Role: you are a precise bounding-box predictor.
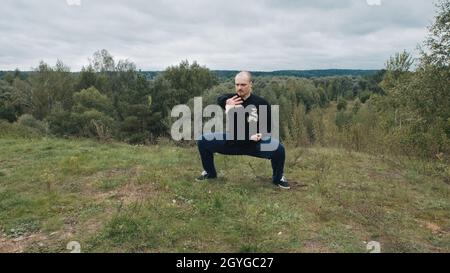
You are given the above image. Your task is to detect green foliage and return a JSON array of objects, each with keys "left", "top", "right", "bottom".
[
  {"left": 336, "top": 97, "right": 347, "bottom": 111},
  {"left": 73, "top": 87, "right": 113, "bottom": 114},
  {"left": 358, "top": 90, "right": 371, "bottom": 103},
  {"left": 17, "top": 114, "right": 48, "bottom": 134},
  {"left": 0, "top": 119, "right": 45, "bottom": 138},
  {"left": 27, "top": 60, "right": 76, "bottom": 120},
  {"left": 45, "top": 86, "right": 116, "bottom": 140},
  {"left": 334, "top": 110, "right": 352, "bottom": 131},
  {"left": 1, "top": 0, "right": 447, "bottom": 155},
  {"left": 372, "top": 2, "right": 450, "bottom": 158},
  {"left": 213, "top": 69, "right": 378, "bottom": 79},
  {"left": 76, "top": 65, "right": 98, "bottom": 91},
  {"left": 385, "top": 50, "right": 414, "bottom": 73},
  {"left": 151, "top": 60, "right": 218, "bottom": 117},
  {"left": 0, "top": 80, "right": 16, "bottom": 121},
  {"left": 352, "top": 99, "right": 361, "bottom": 115},
  {"left": 47, "top": 109, "right": 77, "bottom": 136},
  {"left": 71, "top": 110, "right": 115, "bottom": 140},
  {"left": 423, "top": 0, "right": 450, "bottom": 68}
]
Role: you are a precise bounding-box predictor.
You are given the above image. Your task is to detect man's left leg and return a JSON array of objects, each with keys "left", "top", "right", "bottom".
[{"left": 247, "top": 137, "right": 289, "bottom": 189}]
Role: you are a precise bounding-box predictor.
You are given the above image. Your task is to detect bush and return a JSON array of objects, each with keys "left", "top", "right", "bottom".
[
  {"left": 47, "top": 110, "right": 77, "bottom": 136},
  {"left": 126, "top": 132, "right": 149, "bottom": 144},
  {"left": 0, "top": 105, "right": 17, "bottom": 122},
  {"left": 335, "top": 110, "right": 352, "bottom": 131},
  {"left": 17, "top": 114, "right": 48, "bottom": 134},
  {"left": 120, "top": 116, "right": 140, "bottom": 133},
  {"left": 336, "top": 97, "right": 347, "bottom": 111},
  {"left": 72, "top": 87, "right": 112, "bottom": 113},
  {"left": 0, "top": 119, "right": 44, "bottom": 138},
  {"left": 71, "top": 110, "right": 116, "bottom": 140},
  {"left": 359, "top": 91, "right": 371, "bottom": 103}
]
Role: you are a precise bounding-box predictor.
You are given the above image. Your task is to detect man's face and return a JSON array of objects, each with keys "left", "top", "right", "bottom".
[{"left": 235, "top": 74, "right": 252, "bottom": 98}]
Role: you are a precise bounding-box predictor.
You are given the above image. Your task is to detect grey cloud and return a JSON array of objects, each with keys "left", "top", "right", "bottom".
[{"left": 0, "top": 0, "right": 437, "bottom": 71}]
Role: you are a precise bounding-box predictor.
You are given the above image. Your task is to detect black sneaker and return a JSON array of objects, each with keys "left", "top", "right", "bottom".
[
  {"left": 195, "top": 171, "right": 217, "bottom": 181},
  {"left": 274, "top": 176, "right": 290, "bottom": 189}
]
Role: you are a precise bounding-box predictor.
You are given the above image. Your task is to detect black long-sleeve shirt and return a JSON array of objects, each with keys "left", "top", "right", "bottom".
[{"left": 217, "top": 93, "right": 272, "bottom": 147}]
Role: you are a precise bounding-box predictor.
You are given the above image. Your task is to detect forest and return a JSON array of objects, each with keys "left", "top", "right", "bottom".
[{"left": 0, "top": 1, "right": 448, "bottom": 161}]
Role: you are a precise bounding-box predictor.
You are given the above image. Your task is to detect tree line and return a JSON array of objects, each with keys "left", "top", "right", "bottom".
[{"left": 0, "top": 0, "right": 448, "bottom": 160}]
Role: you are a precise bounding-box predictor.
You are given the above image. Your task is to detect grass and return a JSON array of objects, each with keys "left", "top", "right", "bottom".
[{"left": 0, "top": 136, "right": 448, "bottom": 252}]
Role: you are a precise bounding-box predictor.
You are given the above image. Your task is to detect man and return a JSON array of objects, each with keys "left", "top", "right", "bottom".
[{"left": 196, "top": 71, "right": 290, "bottom": 189}]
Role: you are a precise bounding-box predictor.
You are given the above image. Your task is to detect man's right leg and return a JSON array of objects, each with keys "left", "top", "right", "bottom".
[{"left": 196, "top": 132, "right": 228, "bottom": 178}]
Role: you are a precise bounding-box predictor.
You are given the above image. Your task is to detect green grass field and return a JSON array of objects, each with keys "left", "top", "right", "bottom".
[{"left": 0, "top": 136, "right": 448, "bottom": 252}]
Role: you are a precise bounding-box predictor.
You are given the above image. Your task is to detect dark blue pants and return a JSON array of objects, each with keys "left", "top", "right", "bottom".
[{"left": 196, "top": 133, "right": 285, "bottom": 183}]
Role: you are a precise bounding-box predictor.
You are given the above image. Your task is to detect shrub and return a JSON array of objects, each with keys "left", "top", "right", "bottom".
[{"left": 17, "top": 114, "right": 48, "bottom": 134}]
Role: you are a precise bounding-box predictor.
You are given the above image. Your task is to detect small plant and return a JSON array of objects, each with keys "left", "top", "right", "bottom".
[
  {"left": 313, "top": 155, "right": 331, "bottom": 186},
  {"left": 91, "top": 119, "right": 112, "bottom": 142},
  {"left": 5, "top": 219, "right": 41, "bottom": 238},
  {"left": 40, "top": 169, "right": 56, "bottom": 193}
]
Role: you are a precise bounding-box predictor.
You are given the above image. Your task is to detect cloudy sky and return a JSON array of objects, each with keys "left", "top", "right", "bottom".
[{"left": 0, "top": 0, "right": 437, "bottom": 71}]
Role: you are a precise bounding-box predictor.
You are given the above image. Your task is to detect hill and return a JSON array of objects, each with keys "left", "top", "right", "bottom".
[{"left": 0, "top": 136, "right": 448, "bottom": 252}]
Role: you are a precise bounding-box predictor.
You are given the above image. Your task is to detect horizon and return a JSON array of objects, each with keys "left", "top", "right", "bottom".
[{"left": 0, "top": 67, "right": 381, "bottom": 73}]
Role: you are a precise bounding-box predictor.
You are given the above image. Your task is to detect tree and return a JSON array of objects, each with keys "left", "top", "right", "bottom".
[
  {"left": 72, "top": 87, "right": 113, "bottom": 114},
  {"left": 77, "top": 65, "right": 98, "bottom": 91},
  {"left": 385, "top": 50, "right": 414, "bottom": 73},
  {"left": 25, "top": 60, "right": 76, "bottom": 120},
  {"left": 90, "top": 49, "right": 115, "bottom": 72},
  {"left": 376, "top": 0, "right": 450, "bottom": 157},
  {"left": 336, "top": 97, "right": 347, "bottom": 111},
  {"left": 148, "top": 60, "right": 219, "bottom": 138},
  {"left": 70, "top": 87, "right": 115, "bottom": 139},
  {"left": 160, "top": 60, "right": 218, "bottom": 105},
  {"left": 0, "top": 80, "right": 16, "bottom": 121},
  {"left": 423, "top": 0, "right": 450, "bottom": 68}
]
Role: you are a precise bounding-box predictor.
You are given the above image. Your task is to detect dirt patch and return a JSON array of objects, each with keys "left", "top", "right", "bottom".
[
  {"left": 0, "top": 232, "right": 50, "bottom": 253},
  {"left": 420, "top": 220, "right": 448, "bottom": 236},
  {"left": 115, "top": 183, "right": 157, "bottom": 206},
  {"left": 425, "top": 222, "right": 442, "bottom": 233},
  {"left": 302, "top": 239, "right": 332, "bottom": 253},
  {"left": 79, "top": 166, "right": 158, "bottom": 207}
]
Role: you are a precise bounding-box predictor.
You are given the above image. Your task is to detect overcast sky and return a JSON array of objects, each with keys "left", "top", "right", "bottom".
[{"left": 0, "top": 0, "right": 437, "bottom": 71}]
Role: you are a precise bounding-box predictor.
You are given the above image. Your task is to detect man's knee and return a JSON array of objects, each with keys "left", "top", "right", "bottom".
[
  {"left": 278, "top": 143, "right": 285, "bottom": 152},
  {"left": 196, "top": 135, "right": 207, "bottom": 148},
  {"left": 197, "top": 133, "right": 223, "bottom": 150},
  {"left": 274, "top": 142, "right": 285, "bottom": 157}
]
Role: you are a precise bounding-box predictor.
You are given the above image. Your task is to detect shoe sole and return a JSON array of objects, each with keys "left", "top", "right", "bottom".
[
  {"left": 277, "top": 184, "right": 291, "bottom": 189},
  {"left": 195, "top": 177, "right": 217, "bottom": 181}
]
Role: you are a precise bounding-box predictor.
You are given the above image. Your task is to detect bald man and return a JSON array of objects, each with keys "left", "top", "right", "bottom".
[{"left": 196, "top": 71, "right": 290, "bottom": 189}]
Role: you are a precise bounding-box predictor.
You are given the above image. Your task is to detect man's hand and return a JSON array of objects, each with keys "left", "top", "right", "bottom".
[
  {"left": 250, "top": 133, "right": 262, "bottom": 142},
  {"left": 226, "top": 95, "right": 243, "bottom": 106}
]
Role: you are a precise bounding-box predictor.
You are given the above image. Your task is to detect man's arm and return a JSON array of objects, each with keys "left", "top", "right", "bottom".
[
  {"left": 217, "top": 93, "right": 236, "bottom": 109},
  {"left": 260, "top": 101, "right": 272, "bottom": 139},
  {"left": 251, "top": 100, "right": 272, "bottom": 142}
]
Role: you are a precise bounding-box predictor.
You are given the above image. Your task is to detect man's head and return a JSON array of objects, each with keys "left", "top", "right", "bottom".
[{"left": 235, "top": 71, "right": 252, "bottom": 99}]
